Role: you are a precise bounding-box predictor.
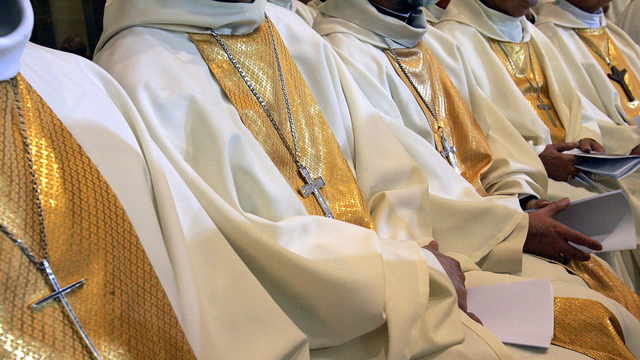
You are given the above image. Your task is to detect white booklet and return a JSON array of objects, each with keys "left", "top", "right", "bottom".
[
  {"left": 563, "top": 148, "right": 640, "bottom": 179},
  {"left": 466, "top": 279, "right": 554, "bottom": 348},
  {"left": 552, "top": 190, "right": 637, "bottom": 253}
]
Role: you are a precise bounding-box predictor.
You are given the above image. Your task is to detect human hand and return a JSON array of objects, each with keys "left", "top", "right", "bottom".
[
  {"left": 630, "top": 144, "right": 640, "bottom": 156},
  {"left": 525, "top": 198, "right": 602, "bottom": 263},
  {"left": 423, "top": 241, "right": 482, "bottom": 324},
  {"left": 524, "top": 198, "right": 551, "bottom": 211},
  {"left": 578, "top": 138, "right": 605, "bottom": 153},
  {"left": 538, "top": 143, "right": 581, "bottom": 181}
]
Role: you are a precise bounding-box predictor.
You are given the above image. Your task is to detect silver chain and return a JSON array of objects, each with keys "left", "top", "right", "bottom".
[
  {"left": 381, "top": 36, "right": 442, "bottom": 131},
  {"left": 575, "top": 30, "right": 612, "bottom": 66},
  {"left": 211, "top": 16, "right": 303, "bottom": 168},
  {"left": 0, "top": 77, "right": 50, "bottom": 271},
  {"left": 497, "top": 42, "right": 545, "bottom": 101}
]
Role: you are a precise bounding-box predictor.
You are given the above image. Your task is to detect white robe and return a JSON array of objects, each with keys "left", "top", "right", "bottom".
[
  {"left": 606, "top": 0, "right": 632, "bottom": 23},
  {"left": 2, "top": 1, "right": 312, "bottom": 359},
  {"left": 94, "top": 0, "right": 516, "bottom": 359},
  {"left": 617, "top": 0, "right": 640, "bottom": 45},
  {"left": 618, "top": 0, "right": 640, "bottom": 45},
  {"left": 315, "top": 0, "right": 547, "bottom": 276},
  {"left": 268, "top": 0, "right": 319, "bottom": 25},
  {"left": 312, "top": 2, "right": 640, "bottom": 358},
  {"left": 536, "top": 0, "right": 640, "bottom": 290}
]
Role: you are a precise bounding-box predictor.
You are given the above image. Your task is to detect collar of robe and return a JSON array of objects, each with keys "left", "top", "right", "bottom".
[
  {"left": 425, "top": 4, "right": 445, "bottom": 22},
  {"left": 96, "top": 0, "right": 267, "bottom": 53},
  {"left": 558, "top": 0, "right": 604, "bottom": 29},
  {"left": 316, "top": 0, "right": 428, "bottom": 49},
  {"left": 0, "top": 0, "right": 32, "bottom": 81},
  {"left": 441, "top": 0, "right": 531, "bottom": 43},
  {"left": 535, "top": 0, "right": 606, "bottom": 29},
  {"left": 268, "top": 0, "right": 292, "bottom": 10}
]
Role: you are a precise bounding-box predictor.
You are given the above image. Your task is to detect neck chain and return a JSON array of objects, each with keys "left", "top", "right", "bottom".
[
  {"left": 382, "top": 36, "right": 460, "bottom": 173},
  {"left": 575, "top": 30, "right": 635, "bottom": 102},
  {"left": 575, "top": 30, "right": 612, "bottom": 65},
  {"left": 1, "top": 77, "right": 103, "bottom": 360},
  {"left": 211, "top": 16, "right": 335, "bottom": 219},
  {"left": 498, "top": 42, "right": 559, "bottom": 127}
]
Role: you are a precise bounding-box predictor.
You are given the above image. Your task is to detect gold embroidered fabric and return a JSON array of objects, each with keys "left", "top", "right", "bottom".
[
  {"left": 0, "top": 75, "right": 196, "bottom": 359},
  {"left": 576, "top": 28, "right": 640, "bottom": 121},
  {"left": 190, "top": 21, "right": 375, "bottom": 230},
  {"left": 489, "top": 40, "right": 567, "bottom": 144},
  {"left": 384, "top": 41, "right": 493, "bottom": 196},
  {"left": 552, "top": 297, "right": 635, "bottom": 360},
  {"left": 565, "top": 256, "right": 640, "bottom": 322}
]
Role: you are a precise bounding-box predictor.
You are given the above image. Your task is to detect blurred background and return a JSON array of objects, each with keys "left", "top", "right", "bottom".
[{"left": 30, "top": 0, "right": 106, "bottom": 59}]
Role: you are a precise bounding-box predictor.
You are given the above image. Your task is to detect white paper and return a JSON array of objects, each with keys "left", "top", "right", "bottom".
[
  {"left": 466, "top": 279, "right": 554, "bottom": 348},
  {"left": 563, "top": 149, "right": 640, "bottom": 179},
  {"left": 552, "top": 190, "right": 637, "bottom": 253}
]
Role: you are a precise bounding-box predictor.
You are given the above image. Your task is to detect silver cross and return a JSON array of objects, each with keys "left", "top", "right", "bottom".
[
  {"left": 33, "top": 260, "right": 103, "bottom": 360},
  {"left": 440, "top": 133, "right": 460, "bottom": 174},
  {"left": 536, "top": 95, "right": 558, "bottom": 127},
  {"left": 299, "top": 164, "right": 334, "bottom": 219}
]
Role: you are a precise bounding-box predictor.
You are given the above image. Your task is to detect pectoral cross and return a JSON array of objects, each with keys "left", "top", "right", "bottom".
[
  {"left": 536, "top": 95, "right": 558, "bottom": 127},
  {"left": 608, "top": 66, "right": 635, "bottom": 102},
  {"left": 440, "top": 133, "right": 460, "bottom": 174},
  {"left": 33, "top": 260, "right": 103, "bottom": 360},
  {"left": 299, "top": 164, "right": 335, "bottom": 219}
]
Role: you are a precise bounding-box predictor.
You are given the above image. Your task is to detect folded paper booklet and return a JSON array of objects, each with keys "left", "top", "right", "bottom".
[
  {"left": 467, "top": 279, "right": 554, "bottom": 348},
  {"left": 563, "top": 148, "right": 640, "bottom": 179},
  {"left": 553, "top": 190, "right": 637, "bottom": 253}
]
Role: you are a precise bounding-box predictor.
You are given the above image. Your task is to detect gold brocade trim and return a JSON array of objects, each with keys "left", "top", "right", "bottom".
[
  {"left": 576, "top": 28, "right": 640, "bottom": 121},
  {"left": 384, "top": 41, "right": 493, "bottom": 196},
  {"left": 565, "top": 256, "right": 640, "bottom": 322},
  {"left": 489, "top": 40, "right": 567, "bottom": 144},
  {"left": 189, "top": 21, "right": 375, "bottom": 229},
  {"left": 0, "top": 75, "right": 196, "bottom": 359},
  {"left": 552, "top": 297, "right": 635, "bottom": 360}
]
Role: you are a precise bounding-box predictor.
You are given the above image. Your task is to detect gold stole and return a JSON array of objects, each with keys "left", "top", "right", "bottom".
[
  {"left": 489, "top": 40, "right": 567, "bottom": 144},
  {"left": 384, "top": 41, "right": 493, "bottom": 196},
  {"left": 189, "top": 22, "right": 375, "bottom": 230},
  {"left": 0, "top": 75, "right": 196, "bottom": 359},
  {"left": 576, "top": 28, "right": 640, "bottom": 121}
]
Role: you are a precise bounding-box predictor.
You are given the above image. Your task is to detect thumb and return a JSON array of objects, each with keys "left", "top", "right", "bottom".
[
  {"left": 423, "top": 240, "right": 439, "bottom": 252},
  {"left": 552, "top": 142, "right": 579, "bottom": 152},
  {"left": 539, "top": 197, "right": 570, "bottom": 217}
]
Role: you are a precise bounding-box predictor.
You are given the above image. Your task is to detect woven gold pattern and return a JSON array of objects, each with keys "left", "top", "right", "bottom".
[
  {"left": 565, "top": 256, "right": 640, "bottom": 322},
  {"left": 384, "top": 41, "right": 493, "bottom": 196},
  {"left": 0, "top": 75, "right": 196, "bottom": 359},
  {"left": 190, "top": 21, "right": 375, "bottom": 229},
  {"left": 552, "top": 297, "right": 635, "bottom": 360},
  {"left": 576, "top": 28, "right": 640, "bottom": 121},
  {"left": 489, "top": 40, "right": 567, "bottom": 144}
]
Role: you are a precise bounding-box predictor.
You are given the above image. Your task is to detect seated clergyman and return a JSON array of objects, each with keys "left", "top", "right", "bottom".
[
  {"left": 1, "top": 1, "right": 317, "bottom": 359},
  {"left": 0, "top": 0, "right": 196, "bottom": 358},
  {"left": 314, "top": 0, "right": 640, "bottom": 357}
]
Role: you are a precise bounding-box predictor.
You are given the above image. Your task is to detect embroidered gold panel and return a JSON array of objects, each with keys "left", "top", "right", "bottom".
[
  {"left": 566, "top": 256, "right": 640, "bottom": 321},
  {"left": 384, "top": 41, "right": 493, "bottom": 196},
  {"left": 490, "top": 40, "right": 567, "bottom": 144},
  {"left": 190, "top": 20, "right": 375, "bottom": 229},
  {"left": 576, "top": 28, "right": 640, "bottom": 121},
  {"left": 553, "top": 297, "right": 635, "bottom": 360},
  {"left": 0, "top": 75, "right": 196, "bottom": 359}
]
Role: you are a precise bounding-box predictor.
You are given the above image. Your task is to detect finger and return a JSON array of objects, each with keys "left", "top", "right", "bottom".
[
  {"left": 538, "top": 197, "right": 570, "bottom": 217},
  {"left": 568, "top": 166, "right": 582, "bottom": 176},
  {"left": 593, "top": 142, "right": 605, "bottom": 153},
  {"left": 538, "top": 199, "right": 551, "bottom": 208},
  {"left": 423, "top": 240, "right": 438, "bottom": 252},
  {"left": 579, "top": 139, "right": 592, "bottom": 153},
  {"left": 560, "top": 226, "right": 603, "bottom": 251},
  {"left": 467, "top": 312, "right": 483, "bottom": 325},
  {"left": 552, "top": 142, "right": 579, "bottom": 152},
  {"left": 560, "top": 242, "right": 591, "bottom": 262},
  {"left": 457, "top": 289, "right": 468, "bottom": 313}
]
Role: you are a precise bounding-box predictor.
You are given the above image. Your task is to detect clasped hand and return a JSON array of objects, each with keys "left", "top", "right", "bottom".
[
  {"left": 525, "top": 197, "right": 602, "bottom": 263},
  {"left": 422, "top": 241, "right": 482, "bottom": 325},
  {"left": 539, "top": 139, "right": 604, "bottom": 181}
]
